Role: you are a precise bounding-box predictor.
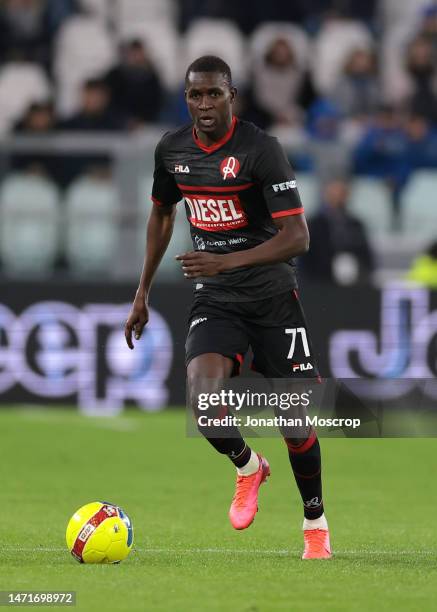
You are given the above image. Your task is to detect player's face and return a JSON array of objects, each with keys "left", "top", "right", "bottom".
[{"left": 185, "top": 71, "right": 236, "bottom": 138}]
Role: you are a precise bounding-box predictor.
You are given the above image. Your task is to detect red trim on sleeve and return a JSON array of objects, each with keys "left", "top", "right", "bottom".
[
  {"left": 192, "top": 116, "right": 237, "bottom": 153},
  {"left": 151, "top": 196, "right": 179, "bottom": 207},
  {"left": 151, "top": 196, "right": 163, "bottom": 206},
  {"left": 271, "top": 207, "right": 304, "bottom": 219}
]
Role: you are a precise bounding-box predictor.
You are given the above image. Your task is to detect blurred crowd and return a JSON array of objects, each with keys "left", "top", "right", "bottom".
[
  {"left": 1, "top": 1, "right": 436, "bottom": 191},
  {"left": 0, "top": 0, "right": 437, "bottom": 284}
]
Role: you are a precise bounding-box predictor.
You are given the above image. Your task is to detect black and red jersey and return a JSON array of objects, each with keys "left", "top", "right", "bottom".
[{"left": 151, "top": 117, "right": 305, "bottom": 302}]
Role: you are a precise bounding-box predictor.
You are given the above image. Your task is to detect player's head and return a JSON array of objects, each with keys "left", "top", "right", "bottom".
[{"left": 185, "top": 55, "right": 236, "bottom": 135}]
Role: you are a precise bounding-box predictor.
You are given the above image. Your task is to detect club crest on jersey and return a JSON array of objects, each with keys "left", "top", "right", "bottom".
[
  {"left": 220, "top": 156, "right": 240, "bottom": 180},
  {"left": 175, "top": 164, "right": 190, "bottom": 173}
]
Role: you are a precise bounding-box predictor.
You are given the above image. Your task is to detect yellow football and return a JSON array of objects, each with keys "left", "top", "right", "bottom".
[{"left": 66, "top": 502, "right": 133, "bottom": 563}]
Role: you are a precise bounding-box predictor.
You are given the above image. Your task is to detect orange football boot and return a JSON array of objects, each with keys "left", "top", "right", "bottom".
[
  {"left": 302, "top": 528, "right": 332, "bottom": 559},
  {"left": 228, "top": 454, "right": 270, "bottom": 530}
]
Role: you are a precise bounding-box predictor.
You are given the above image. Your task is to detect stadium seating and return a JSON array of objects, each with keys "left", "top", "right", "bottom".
[
  {"left": 311, "top": 18, "right": 373, "bottom": 95},
  {"left": 79, "top": 0, "right": 109, "bottom": 21},
  {"left": 0, "top": 63, "right": 51, "bottom": 135},
  {"left": 54, "top": 16, "right": 115, "bottom": 116},
  {"left": 117, "top": 0, "right": 176, "bottom": 31},
  {"left": 249, "top": 22, "right": 310, "bottom": 71},
  {"left": 0, "top": 174, "right": 60, "bottom": 274},
  {"left": 380, "top": 23, "right": 417, "bottom": 104},
  {"left": 0, "top": 6, "right": 430, "bottom": 284},
  {"left": 379, "top": 0, "right": 431, "bottom": 31},
  {"left": 401, "top": 171, "right": 437, "bottom": 240},
  {"left": 139, "top": 176, "right": 190, "bottom": 280},
  {"left": 349, "top": 178, "right": 393, "bottom": 235},
  {"left": 183, "top": 19, "right": 247, "bottom": 86},
  {"left": 117, "top": 21, "right": 181, "bottom": 90},
  {"left": 118, "top": 0, "right": 177, "bottom": 31},
  {"left": 65, "top": 175, "right": 120, "bottom": 274}
]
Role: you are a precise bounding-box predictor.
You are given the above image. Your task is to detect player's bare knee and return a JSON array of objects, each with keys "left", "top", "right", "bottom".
[
  {"left": 187, "top": 374, "right": 223, "bottom": 414},
  {"left": 187, "top": 354, "right": 233, "bottom": 414}
]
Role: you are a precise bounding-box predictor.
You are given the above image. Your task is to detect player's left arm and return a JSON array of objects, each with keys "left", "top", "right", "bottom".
[
  {"left": 177, "top": 136, "right": 309, "bottom": 277},
  {"left": 229, "top": 212, "right": 309, "bottom": 266},
  {"left": 177, "top": 214, "right": 308, "bottom": 277}
]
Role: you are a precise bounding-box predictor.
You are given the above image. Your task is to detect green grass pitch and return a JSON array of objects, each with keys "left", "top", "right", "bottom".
[{"left": 0, "top": 407, "right": 436, "bottom": 611}]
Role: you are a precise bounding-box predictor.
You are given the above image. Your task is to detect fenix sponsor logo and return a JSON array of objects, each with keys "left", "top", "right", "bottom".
[
  {"left": 272, "top": 180, "right": 297, "bottom": 193},
  {"left": 190, "top": 317, "right": 207, "bottom": 329}
]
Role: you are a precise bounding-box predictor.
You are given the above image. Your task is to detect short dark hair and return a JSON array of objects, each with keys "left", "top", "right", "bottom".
[{"left": 185, "top": 55, "right": 232, "bottom": 86}]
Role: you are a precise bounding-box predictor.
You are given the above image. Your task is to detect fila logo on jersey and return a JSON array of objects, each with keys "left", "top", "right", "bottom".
[
  {"left": 220, "top": 156, "right": 240, "bottom": 180},
  {"left": 175, "top": 164, "right": 190, "bottom": 173},
  {"left": 292, "top": 362, "right": 314, "bottom": 372},
  {"left": 184, "top": 195, "right": 248, "bottom": 231},
  {"left": 272, "top": 180, "right": 297, "bottom": 192}
]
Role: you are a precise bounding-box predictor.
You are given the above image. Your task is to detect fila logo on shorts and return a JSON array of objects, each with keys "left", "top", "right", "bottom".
[
  {"left": 220, "top": 156, "right": 240, "bottom": 180},
  {"left": 184, "top": 195, "right": 248, "bottom": 231},
  {"left": 292, "top": 362, "right": 314, "bottom": 372},
  {"left": 272, "top": 180, "right": 297, "bottom": 192}
]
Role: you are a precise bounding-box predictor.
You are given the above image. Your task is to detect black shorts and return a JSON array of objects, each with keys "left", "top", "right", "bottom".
[{"left": 185, "top": 290, "right": 319, "bottom": 378}]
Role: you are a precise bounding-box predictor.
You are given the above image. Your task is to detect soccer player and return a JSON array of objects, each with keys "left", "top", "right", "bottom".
[{"left": 125, "top": 56, "right": 331, "bottom": 559}]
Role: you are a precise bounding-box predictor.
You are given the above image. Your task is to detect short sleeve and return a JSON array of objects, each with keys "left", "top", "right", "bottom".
[
  {"left": 151, "top": 138, "right": 181, "bottom": 207},
  {"left": 253, "top": 136, "right": 304, "bottom": 219}
]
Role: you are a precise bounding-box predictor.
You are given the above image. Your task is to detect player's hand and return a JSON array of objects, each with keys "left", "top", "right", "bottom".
[
  {"left": 125, "top": 298, "right": 149, "bottom": 350},
  {"left": 175, "top": 251, "right": 229, "bottom": 278}
]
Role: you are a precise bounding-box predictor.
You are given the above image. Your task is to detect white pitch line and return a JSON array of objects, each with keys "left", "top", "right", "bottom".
[
  {"left": 1, "top": 547, "right": 437, "bottom": 556},
  {"left": 16, "top": 410, "right": 139, "bottom": 432},
  {"left": 138, "top": 548, "right": 437, "bottom": 556}
]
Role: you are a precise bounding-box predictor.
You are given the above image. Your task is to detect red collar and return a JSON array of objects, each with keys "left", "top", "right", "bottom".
[{"left": 192, "top": 116, "right": 237, "bottom": 153}]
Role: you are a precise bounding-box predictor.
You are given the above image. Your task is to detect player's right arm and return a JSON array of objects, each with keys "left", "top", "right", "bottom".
[
  {"left": 125, "top": 203, "right": 176, "bottom": 349},
  {"left": 125, "top": 137, "right": 181, "bottom": 350}
]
